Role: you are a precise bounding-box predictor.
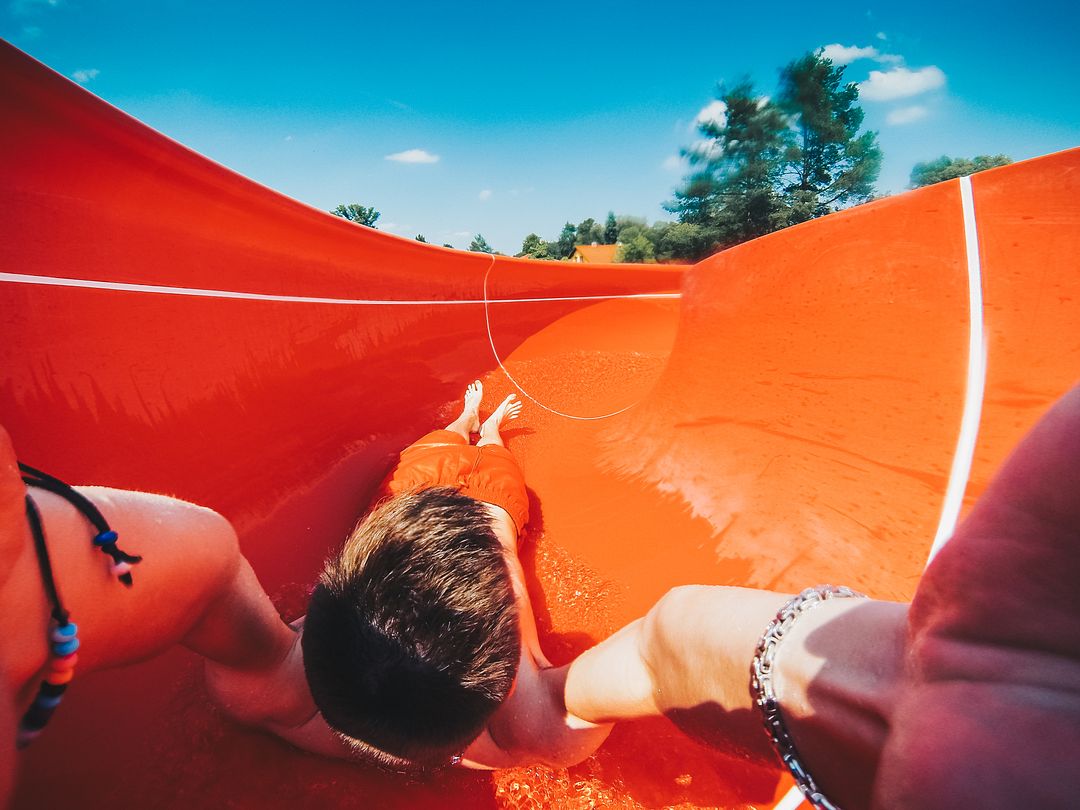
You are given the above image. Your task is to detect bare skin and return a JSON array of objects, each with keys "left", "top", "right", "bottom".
[
  {"left": 0, "top": 425, "right": 350, "bottom": 804},
  {"left": 566, "top": 384, "right": 1080, "bottom": 809},
  {"left": 476, "top": 393, "right": 522, "bottom": 448}
]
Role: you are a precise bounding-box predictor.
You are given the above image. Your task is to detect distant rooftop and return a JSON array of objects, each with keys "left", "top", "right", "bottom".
[{"left": 569, "top": 243, "right": 619, "bottom": 263}]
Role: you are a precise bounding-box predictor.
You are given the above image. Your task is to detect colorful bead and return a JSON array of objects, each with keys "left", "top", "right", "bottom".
[
  {"left": 93, "top": 529, "right": 118, "bottom": 546},
  {"left": 35, "top": 694, "right": 64, "bottom": 710},
  {"left": 50, "top": 623, "right": 78, "bottom": 643},
  {"left": 44, "top": 668, "right": 75, "bottom": 685},
  {"left": 52, "top": 637, "right": 80, "bottom": 656},
  {"left": 49, "top": 653, "right": 78, "bottom": 672},
  {"left": 110, "top": 560, "right": 132, "bottom": 577}
]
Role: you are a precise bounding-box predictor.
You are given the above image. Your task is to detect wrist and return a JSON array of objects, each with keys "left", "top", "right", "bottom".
[{"left": 754, "top": 588, "right": 907, "bottom": 809}]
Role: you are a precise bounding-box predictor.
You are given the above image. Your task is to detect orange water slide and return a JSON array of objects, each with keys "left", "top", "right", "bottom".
[{"left": 2, "top": 40, "right": 1078, "bottom": 809}]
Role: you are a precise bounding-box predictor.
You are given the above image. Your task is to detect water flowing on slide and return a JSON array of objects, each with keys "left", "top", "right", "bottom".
[{"left": 2, "top": 41, "right": 1078, "bottom": 809}]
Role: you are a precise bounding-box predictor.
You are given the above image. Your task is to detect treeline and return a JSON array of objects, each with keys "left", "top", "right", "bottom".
[
  {"left": 333, "top": 49, "right": 1012, "bottom": 262},
  {"left": 510, "top": 51, "right": 883, "bottom": 263},
  {"left": 516, "top": 212, "right": 702, "bottom": 263}
]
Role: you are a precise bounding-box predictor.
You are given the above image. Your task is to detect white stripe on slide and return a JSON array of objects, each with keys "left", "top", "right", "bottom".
[
  {"left": 774, "top": 786, "right": 808, "bottom": 810},
  {"left": 770, "top": 175, "right": 990, "bottom": 810},
  {"left": 926, "top": 174, "right": 987, "bottom": 565},
  {"left": 0, "top": 272, "right": 679, "bottom": 306}
]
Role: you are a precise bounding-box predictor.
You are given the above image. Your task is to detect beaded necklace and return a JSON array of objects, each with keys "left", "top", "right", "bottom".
[{"left": 16, "top": 462, "right": 142, "bottom": 748}]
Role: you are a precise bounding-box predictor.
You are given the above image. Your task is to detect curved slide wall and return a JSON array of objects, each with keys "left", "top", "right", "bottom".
[{"left": 2, "top": 41, "right": 1078, "bottom": 809}]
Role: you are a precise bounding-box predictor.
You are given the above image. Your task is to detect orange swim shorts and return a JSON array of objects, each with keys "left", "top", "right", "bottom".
[{"left": 377, "top": 430, "right": 529, "bottom": 533}]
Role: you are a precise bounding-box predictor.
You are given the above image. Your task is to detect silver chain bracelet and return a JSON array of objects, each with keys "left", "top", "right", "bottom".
[{"left": 750, "top": 585, "right": 866, "bottom": 810}]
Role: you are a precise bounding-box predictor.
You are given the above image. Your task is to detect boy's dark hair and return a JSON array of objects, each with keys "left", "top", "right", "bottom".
[{"left": 301, "top": 486, "right": 520, "bottom": 765}]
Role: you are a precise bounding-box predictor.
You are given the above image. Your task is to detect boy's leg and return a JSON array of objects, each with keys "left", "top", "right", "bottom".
[
  {"left": 443, "top": 380, "right": 483, "bottom": 442},
  {"left": 477, "top": 394, "right": 522, "bottom": 448}
]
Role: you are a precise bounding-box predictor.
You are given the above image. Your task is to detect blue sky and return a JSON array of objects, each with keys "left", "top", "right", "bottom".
[{"left": 4, "top": 1, "right": 1078, "bottom": 254}]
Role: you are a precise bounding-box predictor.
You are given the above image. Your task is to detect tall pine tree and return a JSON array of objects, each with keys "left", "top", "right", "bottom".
[
  {"left": 777, "top": 52, "right": 881, "bottom": 224},
  {"left": 666, "top": 80, "right": 787, "bottom": 252},
  {"left": 667, "top": 51, "right": 881, "bottom": 256}
]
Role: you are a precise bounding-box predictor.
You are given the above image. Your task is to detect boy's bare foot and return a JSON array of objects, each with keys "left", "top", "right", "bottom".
[
  {"left": 462, "top": 380, "right": 483, "bottom": 433},
  {"left": 444, "top": 380, "right": 483, "bottom": 440},
  {"left": 478, "top": 394, "right": 522, "bottom": 447}
]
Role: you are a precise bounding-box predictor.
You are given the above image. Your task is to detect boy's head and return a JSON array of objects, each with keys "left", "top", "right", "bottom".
[{"left": 301, "top": 486, "right": 521, "bottom": 766}]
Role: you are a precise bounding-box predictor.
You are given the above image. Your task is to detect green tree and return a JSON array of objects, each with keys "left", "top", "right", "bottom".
[
  {"left": 777, "top": 52, "right": 881, "bottom": 224},
  {"left": 415, "top": 234, "right": 427, "bottom": 242},
  {"left": 616, "top": 233, "right": 655, "bottom": 263},
  {"left": 667, "top": 173, "right": 722, "bottom": 227},
  {"left": 667, "top": 80, "right": 788, "bottom": 252},
  {"left": 469, "top": 234, "right": 494, "bottom": 254},
  {"left": 910, "top": 154, "right": 1012, "bottom": 188},
  {"left": 575, "top": 217, "right": 603, "bottom": 245},
  {"left": 615, "top": 216, "right": 648, "bottom": 243},
  {"left": 603, "top": 211, "right": 618, "bottom": 244},
  {"left": 656, "top": 222, "right": 710, "bottom": 262},
  {"left": 442, "top": 243, "right": 455, "bottom": 249},
  {"left": 518, "top": 233, "right": 552, "bottom": 259},
  {"left": 554, "top": 223, "right": 577, "bottom": 259},
  {"left": 330, "top": 203, "right": 380, "bottom": 227},
  {"left": 667, "top": 52, "right": 881, "bottom": 254}
]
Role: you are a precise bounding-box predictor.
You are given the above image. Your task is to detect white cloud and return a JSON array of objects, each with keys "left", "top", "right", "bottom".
[
  {"left": 382, "top": 222, "right": 399, "bottom": 231},
  {"left": 876, "top": 31, "right": 887, "bottom": 41},
  {"left": 71, "top": 68, "right": 99, "bottom": 84},
  {"left": 886, "top": 105, "right": 929, "bottom": 125},
  {"left": 284, "top": 134, "right": 294, "bottom": 142},
  {"left": 820, "top": 44, "right": 879, "bottom": 65},
  {"left": 820, "top": 43, "right": 903, "bottom": 67},
  {"left": 859, "top": 66, "right": 946, "bottom": 101},
  {"left": 385, "top": 148, "right": 440, "bottom": 164},
  {"left": 694, "top": 99, "right": 727, "bottom": 130},
  {"left": 451, "top": 230, "right": 471, "bottom": 238},
  {"left": 661, "top": 154, "right": 683, "bottom": 171},
  {"left": 687, "top": 139, "right": 723, "bottom": 162},
  {"left": 478, "top": 189, "right": 492, "bottom": 201},
  {"left": 11, "top": 0, "right": 59, "bottom": 15}
]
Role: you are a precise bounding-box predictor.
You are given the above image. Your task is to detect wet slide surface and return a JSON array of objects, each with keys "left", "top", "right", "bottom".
[{"left": 3, "top": 41, "right": 1079, "bottom": 808}]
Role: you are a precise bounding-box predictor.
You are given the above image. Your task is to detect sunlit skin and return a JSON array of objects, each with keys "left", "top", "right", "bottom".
[
  {"left": 0, "top": 422, "right": 351, "bottom": 807},
  {"left": 566, "top": 383, "right": 1080, "bottom": 809}
]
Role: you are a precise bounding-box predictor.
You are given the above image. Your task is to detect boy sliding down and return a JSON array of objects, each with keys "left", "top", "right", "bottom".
[
  {"left": 301, "top": 382, "right": 612, "bottom": 769},
  {"left": 0, "top": 379, "right": 606, "bottom": 800}
]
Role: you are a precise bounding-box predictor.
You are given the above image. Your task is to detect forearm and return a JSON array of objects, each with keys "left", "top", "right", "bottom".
[
  {"left": 566, "top": 585, "right": 908, "bottom": 797},
  {"left": 184, "top": 556, "right": 295, "bottom": 672},
  {"left": 185, "top": 556, "right": 316, "bottom": 730},
  {"left": 563, "top": 618, "right": 657, "bottom": 720},
  {"left": 566, "top": 586, "right": 787, "bottom": 724}
]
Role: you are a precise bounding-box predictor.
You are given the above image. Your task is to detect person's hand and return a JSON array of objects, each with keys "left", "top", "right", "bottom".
[{"left": 874, "top": 385, "right": 1080, "bottom": 808}]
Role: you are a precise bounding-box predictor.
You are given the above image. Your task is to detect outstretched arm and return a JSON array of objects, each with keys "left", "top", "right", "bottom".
[{"left": 564, "top": 584, "right": 907, "bottom": 806}]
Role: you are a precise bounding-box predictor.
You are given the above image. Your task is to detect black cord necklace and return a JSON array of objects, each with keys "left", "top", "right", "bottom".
[{"left": 16, "top": 462, "right": 143, "bottom": 748}]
